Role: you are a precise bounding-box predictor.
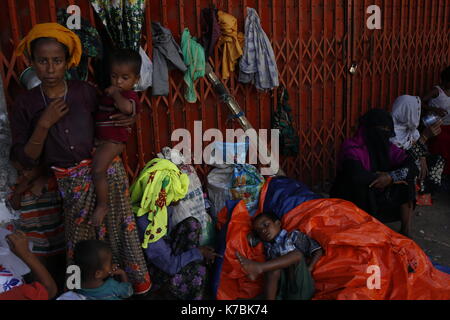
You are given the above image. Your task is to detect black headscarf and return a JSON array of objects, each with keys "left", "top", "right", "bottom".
[{"left": 360, "top": 109, "right": 396, "bottom": 172}]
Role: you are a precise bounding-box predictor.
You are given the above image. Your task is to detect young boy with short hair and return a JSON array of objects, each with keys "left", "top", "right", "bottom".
[
  {"left": 236, "top": 211, "right": 323, "bottom": 300},
  {"left": 58, "top": 240, "right": 133, "bottom": 300}
]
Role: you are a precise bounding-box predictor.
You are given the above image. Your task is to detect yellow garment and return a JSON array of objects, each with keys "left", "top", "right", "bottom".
[
  {"left": 217, "top": 11, "right": 245, "bottom": 79},
  {"left": 15, "top": 23, "right": 82, "bottom": 68},
  {"left": 130, "top": 158, "right": 189, "bottom": 248}
]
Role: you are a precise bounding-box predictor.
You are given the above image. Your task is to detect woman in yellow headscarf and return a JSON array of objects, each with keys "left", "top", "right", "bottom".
[
  {"left": 10, "top": 23, "right": 151, "bottom": 295},
  {"left": 15, "top": 23, "right": 82, "bottom": 68}
]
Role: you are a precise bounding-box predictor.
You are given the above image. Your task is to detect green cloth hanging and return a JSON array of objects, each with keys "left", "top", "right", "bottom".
[
  {"left": 57, "top": 9, "right": 103, "bottom": 81},
  {"left": 89, "top": 0, "right": 145, "bottom": 51},
  {"left": 272, "top": 87, "right": 300, "bottom": 156},
  {"left": 181, "top": 28, "right": 206, "bottom": 103}
]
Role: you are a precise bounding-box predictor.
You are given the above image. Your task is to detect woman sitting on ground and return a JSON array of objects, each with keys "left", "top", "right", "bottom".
[
  {"left": 421, "top": 66, "right": 450, "bottom": 183},
  {"left": 330, "top": 109, "right": 418, "bottom": 237},
  {"left": 131, "top": 158, "right": 218, "bottom": 300},
  {"left": 390, "top": 95, "right": 445, "bottom": 196}
]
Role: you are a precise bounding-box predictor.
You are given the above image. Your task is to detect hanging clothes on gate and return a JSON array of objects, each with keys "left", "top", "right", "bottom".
[
  {"left": 151, "top": 22, "right": 188, "bottom": 96},
  {"left": 217, "top": 11, "right": 245, "bottom": 80},
  {"left": 200, "top": 7, "right": 221, "bottom": 60},
  {"left": 56, "top": 9, "right": 103, "bottom": 81},
  {"left": 272, "top": 87, "right": 299, "bottom": 156},
  {"left": 181, "top": 29, "right": 206, "bottom": 103},
  {"left": 89, "top": 0, "right": 146, "bottom": 51},
  {"left": 239, "top": 7, "right": 279, "bottom": 90},
  {"left": 89, "top": 0, "right": 152, "bottom": 90}
]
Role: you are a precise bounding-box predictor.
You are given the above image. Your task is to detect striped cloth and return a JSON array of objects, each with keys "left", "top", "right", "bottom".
[
  {"left": 238, "top": 7, "right": 279, "bottom": 90},
  {"left": 18, "top": 177, "right": 65, "bottom": 257}
]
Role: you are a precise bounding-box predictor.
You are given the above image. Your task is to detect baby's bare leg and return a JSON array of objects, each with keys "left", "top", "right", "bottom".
[{"left": 90, "top": 142, "right": 125, "bottom": 226}]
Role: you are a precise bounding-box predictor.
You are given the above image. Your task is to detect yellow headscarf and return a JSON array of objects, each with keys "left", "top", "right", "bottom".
[{"left": 15, "top": 23, "right": 82, "bottom": 68}]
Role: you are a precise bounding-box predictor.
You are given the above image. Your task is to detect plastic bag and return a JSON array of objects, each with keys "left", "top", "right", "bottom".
[
  {"left": 134, "top": 47, "right": 153, "bottom": 91},
  {"left": 230, "top": 164, "right": 264, "bottom": 216},
  {"left": 206, "top": 166, "right": 234, "bottom": 219},
  {"left": 206, "top": 141, "right": 249, "bottom": 168}
]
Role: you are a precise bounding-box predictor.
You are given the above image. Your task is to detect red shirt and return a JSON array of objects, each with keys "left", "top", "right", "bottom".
[
  {"left": 95, "top": 90, "right": 141, "bottom": 143},
  {"left": 0, "top": 282, "right": 48, "bottom": 300}
]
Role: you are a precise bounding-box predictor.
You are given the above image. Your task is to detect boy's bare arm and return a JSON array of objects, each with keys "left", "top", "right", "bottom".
[
  {"left": 6, "top": 231, "right": 57, "bottom": 299},
  {"left": 258, "top": 250, "right": 303, "bottom": 273},
  {"left": 308, "top": 249, "right": 324, "bottom": 272},
  {"left": 111, "top": 264, "right": 129, "bottom": 283},
  {"left": 106, "top": 87, "right": 134, "bottom": 115}
]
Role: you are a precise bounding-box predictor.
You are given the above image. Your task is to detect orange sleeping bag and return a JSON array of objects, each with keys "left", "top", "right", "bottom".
[{"left": 217, "top": 192, "right": 450, "bottom": 300}]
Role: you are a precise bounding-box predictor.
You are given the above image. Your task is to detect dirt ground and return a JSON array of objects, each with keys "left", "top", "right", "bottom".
[{"left": 405, "top": 191, "right": 450, "bottom": 267}]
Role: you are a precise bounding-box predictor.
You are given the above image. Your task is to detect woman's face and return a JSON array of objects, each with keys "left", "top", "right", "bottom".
[{"left": 31, "top": 40, "right": 67, "bottom": 88}]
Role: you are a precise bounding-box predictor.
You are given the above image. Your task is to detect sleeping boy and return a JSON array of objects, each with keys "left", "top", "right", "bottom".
[{"left": 236, "top": 211, "right": 323, "bottom": 300}]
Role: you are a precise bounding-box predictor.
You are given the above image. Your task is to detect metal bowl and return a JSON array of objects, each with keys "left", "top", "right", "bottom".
[
  {"left": 19, "top": 67, "right": 41, "bottom": 90},
  {"left": 422, "top": 113, "right": 441, "bottom": 127}
]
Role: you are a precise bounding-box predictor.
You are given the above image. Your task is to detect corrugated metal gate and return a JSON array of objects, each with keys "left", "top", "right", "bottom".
[{"left": 1, "top": 0, "right": 449, "bottom": 188}]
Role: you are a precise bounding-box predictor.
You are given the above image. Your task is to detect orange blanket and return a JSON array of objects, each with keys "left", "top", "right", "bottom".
[{"left": 217, "top": 198, "right": 450, "bottom": 300}]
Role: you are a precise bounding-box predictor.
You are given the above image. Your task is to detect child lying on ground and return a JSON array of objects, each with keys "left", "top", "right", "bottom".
[
  {"left": 58, "top": 240, "right": 133, "bottom": 300},
  {"left": 90, "top": 49, "right": 142, "bottom": 226},
  {"left": 236, "top": 211, "right": 323, "bottom": 300}
]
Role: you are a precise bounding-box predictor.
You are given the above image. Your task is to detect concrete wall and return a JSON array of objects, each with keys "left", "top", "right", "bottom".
[{"left": 0, "top": 76, "right": 18, "bottom": 224}]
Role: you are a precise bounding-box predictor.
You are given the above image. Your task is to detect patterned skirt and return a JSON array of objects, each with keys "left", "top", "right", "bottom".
[
  {"left": 18, "top": 177, "right": 65, "bottom": 257},
  {"left": 52, "top": 158, "right": 151, "bottom": 295},
  {"left": 149, "top": 217, "right": 207, "bottom": 300},
  {"left": 429, "top": 125, "right": 450, "bottom": 175}
]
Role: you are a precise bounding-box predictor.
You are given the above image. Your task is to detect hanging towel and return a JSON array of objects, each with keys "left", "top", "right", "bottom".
[
  {"left": 239, "top": 8, "right": 279, "bottom": 90},
  {"left": 181, "top": 28, "right": 206, "bottom": 103},
  {"left": 130, "top": 159, "right": 189, "bottom": 248},
  {"left": 151, "top": 22, "right": 187, "bottom": 96},
  {"left": 217, "top": 11, "right": 245, "bottom": 80},
  {"left": 200, "top": 7, "right": 221, "bottom": 59}
]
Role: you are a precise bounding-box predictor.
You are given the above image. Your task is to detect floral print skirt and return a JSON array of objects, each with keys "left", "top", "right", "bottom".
[
  {"left": 149, "top": 217, "right": 207, "bottom": 300},
  {"left": 52, "top": 157, "right": 151, "bottom": 295}
]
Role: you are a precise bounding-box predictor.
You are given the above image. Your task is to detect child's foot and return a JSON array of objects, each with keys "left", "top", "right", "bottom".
[
  {"left": 236, "top": 251, "right": 262, "bottom": 281},
  {"left": 90, "top": 204, "right": 108, "bottom": 226}
]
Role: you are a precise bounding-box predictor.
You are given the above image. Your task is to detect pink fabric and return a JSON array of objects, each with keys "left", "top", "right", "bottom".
[{"left": 338, "top": 127, "right": 407, "bottom": 171}]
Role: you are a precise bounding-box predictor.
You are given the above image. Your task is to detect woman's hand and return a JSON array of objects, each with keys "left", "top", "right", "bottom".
[
  {"left": 110, "top": 112, "right": 136, "bottom": 128},
  {"left": 419, "top": 157, "right": 428, "bottom": 181},
  {"left": 37, "top": 98, "right": 69, "bottom": 129},
  {"left": 199, "top": 246, "right": 219, "bottom": 264},
  {"left": 430, "top": 107, "right": 448, "bottom": 118},
  {"left": 423, "top": 120, "right": 443, "bottom": 139},
  {"left": 369, "top": 172, "right": 393, "bottom": 189}
]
